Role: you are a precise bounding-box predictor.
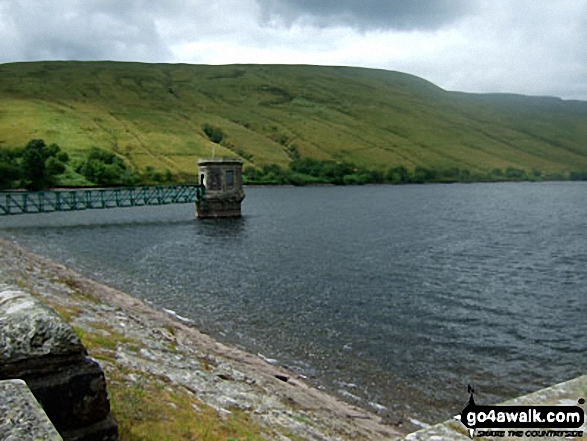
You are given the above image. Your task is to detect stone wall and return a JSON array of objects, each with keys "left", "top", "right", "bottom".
[
  {"left": 0, "top": 285, "right": 118, "bottom": 441},
  {"left": 0, "top": 378, "right": 63, "bottom": 440}
]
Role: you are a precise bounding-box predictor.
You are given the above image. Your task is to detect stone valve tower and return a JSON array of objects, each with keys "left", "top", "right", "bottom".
[{"left": 196, "top": 158, "right": 245, "bottom": 218}]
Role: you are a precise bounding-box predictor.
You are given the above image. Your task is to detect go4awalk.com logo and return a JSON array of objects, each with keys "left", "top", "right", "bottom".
[{"left": 454, "top": 386, "right": 585, "bottom": 438}]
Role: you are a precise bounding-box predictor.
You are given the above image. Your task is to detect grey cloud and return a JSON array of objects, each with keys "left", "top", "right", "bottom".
[
  {"left": 384, "top": 0, "right": 587, "bottom": 101},
  {"left": 256, "top": 0, "right": 477, "bottom": 30},
  {"left": 0, "top": 0, "right": 172, "bottom": 63},
  {"left": 1, "top": 0, "right": 586, "bottom": 101}
]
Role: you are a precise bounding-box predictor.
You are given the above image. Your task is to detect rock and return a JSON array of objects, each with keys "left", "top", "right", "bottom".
[
  {"left": 0, "top": 378, "right": 63, "bottom": 441},
  {"left": 26, "top": 358, "right": 111, "bottom": 431},
  {"left": 0, "top": 286, "right": 83, "bottom": 363},
  {"left": 0, "top": 286, "right": 118, "bottom": 441},
  {"left": 217, "top": 373, "right": 234, "bottom": 381}
]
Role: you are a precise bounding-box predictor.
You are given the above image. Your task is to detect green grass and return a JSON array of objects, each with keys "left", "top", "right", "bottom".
[
  {"left": 91, "top": 345, "right": 271, "bottom": 441},
  {"left": 107, "top": 369, "right": 269, "bottom": 441},
  {"left": 43, "top": 296, "right": 271, "bottom": 441},
  {"left": 1, "top": 61, "right": 587, "bottom": 181}
]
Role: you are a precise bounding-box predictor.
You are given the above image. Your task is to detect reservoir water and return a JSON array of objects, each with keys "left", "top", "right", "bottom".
[{"left": 1, "top": 182, "right": 585, "bottom": 424}]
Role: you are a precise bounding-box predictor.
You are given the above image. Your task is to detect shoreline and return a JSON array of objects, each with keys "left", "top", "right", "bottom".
[
  {"left": 1, "top": 177, "right": 579, "bottom": 193},
  {"left": 0, "top": 238, "right": 406, "bottom": 440}
]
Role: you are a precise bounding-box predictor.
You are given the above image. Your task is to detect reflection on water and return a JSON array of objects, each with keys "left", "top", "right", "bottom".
[
  {"left": 1, "top": 182, "right": 586, "bottom": 424},
  {"left": 197, "top": 217, "right": 248, "bottom": 239}
]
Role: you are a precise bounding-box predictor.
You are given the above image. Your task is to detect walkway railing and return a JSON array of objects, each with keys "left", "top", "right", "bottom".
[{"left": 0, "top": 184, "right": 205, "bottom": 215}]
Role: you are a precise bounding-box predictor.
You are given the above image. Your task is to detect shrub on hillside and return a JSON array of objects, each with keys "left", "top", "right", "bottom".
[
  {"left": 569, "top": 171, "right": 587, "bottom": 180},
  {"left": 290, "top": 158, "right": 356, "bottom": 184},
  {"left": 202, "top": 124, "right": 225, "bottom": 144},
  {"left": 21, "top": 139, "right": 69, "bottom": 190},
  {"left": 386, "top": 166, "right": 410, "bottom": 183},
  {"left": 77, "top": 147, "right": 138, "bottom": 186},
  {"left": 505, "top": 167, "right": 528, "bottom": 180},
  {"left": 0, "top": 149, "right": 22, "bottom": 189},
  {"left": 411, "top": 166, "right": 438, "bottom": 183}
]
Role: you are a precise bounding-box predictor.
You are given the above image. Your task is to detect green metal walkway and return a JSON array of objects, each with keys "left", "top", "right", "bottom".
[{"left": 0, "top": 184, "right": 205, "bottom": 215}]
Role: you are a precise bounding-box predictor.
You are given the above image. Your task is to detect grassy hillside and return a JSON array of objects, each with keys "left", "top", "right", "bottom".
[{"left": 1, "top": 61, "right": 587, "bottom": 184}]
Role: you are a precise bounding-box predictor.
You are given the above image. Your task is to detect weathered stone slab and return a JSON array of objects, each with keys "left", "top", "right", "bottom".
[
  {"left": 0, "top": 378, "right": 63, "bottom": 441},
  {"left": 26, "top": 357, "right": 111, "bottom": 432},
  {"left": 0, "top": 286, "right": 84, "bottom": 363},
  {"left": 0, "top": 285, "right": 118, "bottom": 440}
]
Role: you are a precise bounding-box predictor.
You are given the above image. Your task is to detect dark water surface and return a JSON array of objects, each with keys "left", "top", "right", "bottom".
[{"left": 2, "top": 182, "right": 585, "bottom": 424}]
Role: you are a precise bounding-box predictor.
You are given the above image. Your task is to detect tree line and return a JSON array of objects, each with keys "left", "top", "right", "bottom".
[
  {"left": 0, "top": 139, "right": 167, "bottom": 190},
  {"left": 0, "top": 139, "right": 70, "bottom": 190},
  {"left": 2, "top": 139, "right": 586, "bottom": 190},
  {"left": 244, "top": 157, "right": 587, "bottom": 185}
]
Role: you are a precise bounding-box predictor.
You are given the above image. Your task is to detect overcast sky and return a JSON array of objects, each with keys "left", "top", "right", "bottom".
[{"left": 1, "top": 0, "right": 586, "bottom": 100}]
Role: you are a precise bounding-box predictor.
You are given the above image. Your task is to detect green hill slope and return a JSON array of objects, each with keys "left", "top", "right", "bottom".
[{"left": 1, "top": 61, "right": 587, "bottom": 183}]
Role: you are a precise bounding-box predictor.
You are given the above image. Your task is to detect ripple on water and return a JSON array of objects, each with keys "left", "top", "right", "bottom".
[{"left": 1, "top": 182, "right": 586, "bottom": 424}]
